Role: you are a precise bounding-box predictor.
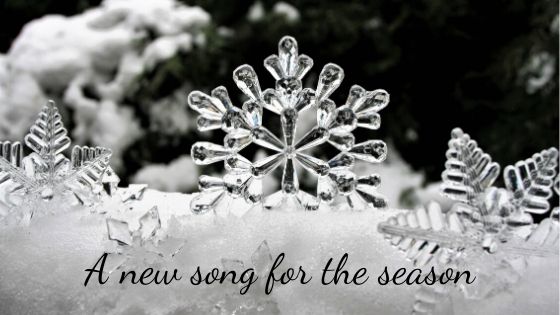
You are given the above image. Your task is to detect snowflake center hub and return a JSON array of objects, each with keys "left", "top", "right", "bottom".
[{"left": 285, "top": 146, "right": 296, "bottom": 158}]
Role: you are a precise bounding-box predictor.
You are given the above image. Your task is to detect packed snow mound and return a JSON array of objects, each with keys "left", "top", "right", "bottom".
[
  {"left": 0, "top": 0, "right": 210, "bottom": 169},
  {"left": 0, "top": 189, "right": 557, "bottom": 315}
]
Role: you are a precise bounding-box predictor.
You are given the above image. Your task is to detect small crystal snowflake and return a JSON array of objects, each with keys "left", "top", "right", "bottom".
[
  {"left": 0, "top": 101, "right": 117, "bottom": 223},
  {"left": 188, "top": 36, "right": 389, "bottom": 213}
]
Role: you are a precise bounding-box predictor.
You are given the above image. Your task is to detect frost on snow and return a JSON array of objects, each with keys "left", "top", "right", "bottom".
[
  {"left": 189, "top": 36, "right": 390, "bottom": 213},
  {"left": 0, "top": 0, "right": 210, "bottom": 169},
  {"left": 378, "top": 128, "right": 559, "bottom": 314}
]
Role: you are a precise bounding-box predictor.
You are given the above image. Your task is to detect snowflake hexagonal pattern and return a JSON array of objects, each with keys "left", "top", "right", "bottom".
[{"left": 188, "top": 36, "right": 390, "bottom": 213}]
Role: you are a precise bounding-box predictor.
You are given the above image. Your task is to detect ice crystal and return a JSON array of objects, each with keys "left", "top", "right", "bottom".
[
  {"left": 105, "top": 206, "right": 185, "bottom": 271},
  {"left": 189, "top": 36, "right": 389, "bottom": 213},
  {"left": 378, "top": 128, "right": 559, "bottom": 314},
  {"left": 216, "top": 240, "right": 279, "bottom": 314},
  {"left": 0, "top": 100, "right": 116, "bottom": 223}
]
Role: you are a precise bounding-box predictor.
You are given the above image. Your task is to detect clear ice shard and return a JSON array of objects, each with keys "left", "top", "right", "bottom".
[
  {"left": 188, "top": 36, "right": 390, "bottom": 212},
  {"left": 105, "top": 207, "right": 185, "bottom": 269},
  {"left": 107, "top": 218, "right": 132, "bottom": 246},
  {"left": 138, "top": 206, "right": 161, "bottom": 240}
]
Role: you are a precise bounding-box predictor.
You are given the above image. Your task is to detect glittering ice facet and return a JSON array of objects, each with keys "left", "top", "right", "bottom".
[
  {"left": 225, "top": 155, "right": 252, "bottom": 174},
  {"left": 295, "top": 55, "right": 313, "bottom": 79},
  {"left": 328, "top": 153, "right": 355, "bottom": 169},
  {"left": 345, "top": 85, "right": 367, "bottom": 108},
  {"left": 243, "top": 101, "right": 262, "bottom": 128},
  {"left": 318, "top": 177, "right": 337, "bottom": 203},
  {"left": 294, "top": 88, "right": 315, "bottom": 112},
  {"left": 349, "top": 140, "right": 387, "bottom": 163},
  {"left": 329, "top": 107, "right": 357, "bottom": 134},
  {"left": 188, "top": 91, "right": 226, "bottom": 118},
  {"left": 221, "top": 107, "right": 249, "bottom": 132},
  {"left": 252, "top": 127, "right": 284, "bottom": 152},
  {"left": 138, "top": 206, "right": 161, "bottom": 240},
  {"left": 263, "top": 89, "right": 284, "bottom": 115},
  {"left": 251, "top": 153, "right": 284, "bottom": 178},
  {"left": 107, "top": 218, "right": 132, "bottom": 246},
  {"left": 328, "top": 133, "right": 355, "bottom": 151},
  {"left": 353, "top": 89, "right": 390, "bottom": 114},
  {"left": 196, "top": 116, "right": 222, "bottom": 131},
  {"left": 244, "top": 178, "right": 262, "bottom": 204},
  {"left": 233, "top": 65, "right": 263, "bottom": 102},
  {"left": 199, "top": 175, "right": 224, "bottom": 191},
  {"left": 191, "top": 190, "right": 226, "bottom": 214},
  {"left": 191, "top": 142, "right": 229, "bottom": 165},
  {"left": 264, "top": 55, "right": 284, "bottom": 80},
  {"left": 278, "top": 36, "right": 298, "bottom": 77},
  {"left": 316, "top": 63, "right": 344, "bottom": 101},
  {"left": 357, "top": 111, "right": 381, "bottom": 130},
  {"left": 294, "top": 127, "right": 329, "bottom": 151},
  {"left": 281, "top": 108, "right": 298, "bottom": 147},
  {"left": 282, "top": 158, "right": 298, "bottom": 194},
  {"left": 190, "top": 36, "right": 390, "bottom": 212},
  {"left": 224, "top": 130, "right": 252, "bottom": 151},
  {"left": 329, "top": 171, "right": 356, "bottom": 195},
  {"left": 276, "top": 78, "right": 302, "bottom": 95},
  {"left": 295, "top": 153, "right": 330, "bottom": 176},
  {"left": 317, "top": 99, "right": 336, "bottom": 128}
]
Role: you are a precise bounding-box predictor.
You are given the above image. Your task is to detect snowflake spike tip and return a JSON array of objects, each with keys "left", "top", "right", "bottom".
[
  {"left": 264, "top": 35, "right": 314, "bottom": 81},
  {"left": 441, "top": 128, "right": 500, "bottom": 205},
  {"left": 503, "top": 147, "right": 559, "bottom": 214},
  {"left": 316, "top": 63, "right": 344, "bottom": 101},
  {"left": 233, "top": 65, "right": 263, "bottom": 103},
  {"left": 24, "top": 100, "right": 71, "bottom": 172},
  {"left": 189, "top": 36, "right": 390, "bottom": 213}
]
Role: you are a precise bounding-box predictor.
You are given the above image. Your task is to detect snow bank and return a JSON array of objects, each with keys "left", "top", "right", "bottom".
[{"left": 0, "top": 188, "right": 556, "bottom": 314}]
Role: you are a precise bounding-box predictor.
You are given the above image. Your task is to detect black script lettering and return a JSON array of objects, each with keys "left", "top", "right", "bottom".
[
  {"left": 84, "top": 253, "right": 109, "bottom": 286},
  {"left": 321, "top": 254, "right": 369, "bottom": 285},
  {"left": 266, "top": 253, "right": 311, "bottom": 294}
]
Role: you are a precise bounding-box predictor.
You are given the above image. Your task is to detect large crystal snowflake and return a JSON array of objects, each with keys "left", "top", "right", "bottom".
[
  {"left": 0, "top": 101, "right": 117, "bottom": 223},
  {"left": 188, "top": 36, "right": 389, "bottom": 213},
  {"left": 378, "top": 128, "right": 559, "bottom": 314}
]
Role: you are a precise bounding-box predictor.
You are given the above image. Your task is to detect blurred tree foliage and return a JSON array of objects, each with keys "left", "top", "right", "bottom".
[
  {"left": 182, "top": 0, "right": 559, "bottom": 182},
  {"left": 0, "top": 0, "right": 558, "bottom": 184},
  {"left": 0, "top": 0, "right": 102, "bottom": 51}
]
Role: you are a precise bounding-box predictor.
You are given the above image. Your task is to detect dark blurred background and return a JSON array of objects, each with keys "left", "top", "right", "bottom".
[{"left": 0, "top": 0, "right": 558, "bottom": 190}]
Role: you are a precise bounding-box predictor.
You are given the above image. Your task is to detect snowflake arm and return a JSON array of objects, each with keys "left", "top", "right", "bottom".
[
  {"left": 503, "top": 147, "right": 558, "bottom": 214},
  {"left": 441, "top": 128, "right": 500, "bottom": 207}
]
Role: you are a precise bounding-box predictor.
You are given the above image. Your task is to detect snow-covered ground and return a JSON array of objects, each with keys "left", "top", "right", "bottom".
[{"left": 0, "top": 188, "right": 557, "bottom": 315}]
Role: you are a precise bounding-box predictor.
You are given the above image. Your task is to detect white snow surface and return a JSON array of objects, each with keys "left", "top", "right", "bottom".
[
  {"left": 0, "top": 188, "right": 557, "bottom": 315},
  {"left": 0, "top": 0, "right": 210, "bottom": 169}
]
